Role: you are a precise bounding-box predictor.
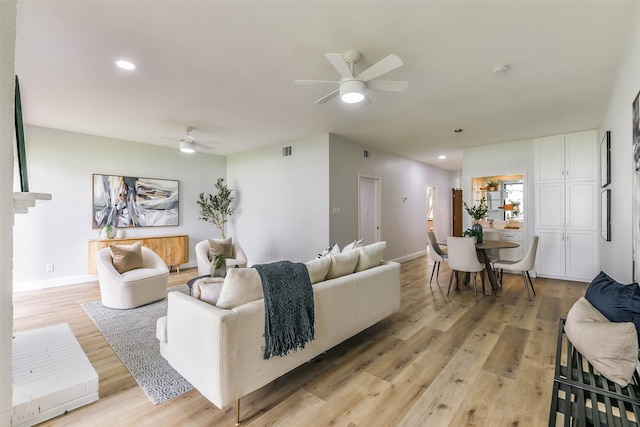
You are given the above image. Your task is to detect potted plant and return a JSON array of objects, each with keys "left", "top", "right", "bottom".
[
  {"left": 211, "top": 253, "right": 228, "bottom": 277},
  {"left": 99, "top": 224, "right": 116, "bottom": 239},
  {"left": 463, "top": 197, "right": 487, "bottom": 223},
  {"left": 485, "top": 180, "right": 500, "bottom": 191},
  {"left": 462, "top": 228, "right": 483, "bottom": 243},
  {"left": 463, "top": 197, "right": 487, "bottom": 243},
  {"left": 197, "top": 178, "right": 235, "bottom": 239}
]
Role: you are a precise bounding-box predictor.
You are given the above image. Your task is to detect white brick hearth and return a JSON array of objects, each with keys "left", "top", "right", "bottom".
[{"left": 12, "top": 323, "right": 98, "bottom": 426}]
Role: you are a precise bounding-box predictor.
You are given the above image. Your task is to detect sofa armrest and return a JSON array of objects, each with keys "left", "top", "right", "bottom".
[{"left": 161, "top": 291, "right": 234, "bottom": 409}]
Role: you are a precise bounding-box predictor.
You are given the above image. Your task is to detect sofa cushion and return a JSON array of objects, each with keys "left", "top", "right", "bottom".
[
  {"left": 326, "top": 250, "right": 360, "bottom": 280},
  {"left": 208, "top": 237, "right": 233, "bottom": 261},
  {"left": 109, "top": 241, "right": 143, "bottom": 274},
  {"left": 564, "top": 297, "right": 639, "bottom": 387},
  {"left": 585, "top": 271, "right": 640, "bottom": 341},
  {"left": 355, "top": 241, "right": 387, "bottom": 272},
  {"left": 193, "top": 277, "right": 225, "bottom": 305},
  {"left": 342, "top": 239, "right": 364, "bottom": 252},
  {"left": 216, "top": 267, "right": 264, "bottom": 309},
  {"left": 305, "top": 257, "right": 331, "bottom": 284}
]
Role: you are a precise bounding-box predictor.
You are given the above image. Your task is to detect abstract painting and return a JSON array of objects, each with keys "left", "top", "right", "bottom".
[{"left": 93, "top": 174, "right": 179, "bottom": 228}]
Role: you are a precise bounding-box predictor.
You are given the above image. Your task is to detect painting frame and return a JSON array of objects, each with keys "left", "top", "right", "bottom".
[
  {"left": 600, "top": 131, "right": 611, "bottom": 187},
  {"left": 601, "top": 189, "right": 611, "bottom": 242},
  {"left": 92, "top": 174, "right": 179, "bottom": 229},
  {"left": 633, "top": 90, "right": 640, "bottom": 281}
]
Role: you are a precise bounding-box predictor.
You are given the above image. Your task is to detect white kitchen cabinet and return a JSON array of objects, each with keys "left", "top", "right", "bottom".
[
  {"left": 534, "top": 131, "right": 598, "bottom": 183},
  {"left": 535, "top": 181, "right": 598, "bottom": 230},
  {"left": 534, "top": 130, "right": 598, "bottom": 282}
]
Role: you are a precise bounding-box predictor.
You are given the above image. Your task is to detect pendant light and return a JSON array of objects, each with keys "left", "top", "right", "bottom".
[{"left": 454, "top": 129, "right": 463, "bottom": 189}]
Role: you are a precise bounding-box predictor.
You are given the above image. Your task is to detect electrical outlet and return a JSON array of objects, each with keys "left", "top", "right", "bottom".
[
  {"left": 46, "top": 263, "right": 54, "bottom": 272},
  {"left": 15, "top": 407, "right": 38, "bottom": 422}
]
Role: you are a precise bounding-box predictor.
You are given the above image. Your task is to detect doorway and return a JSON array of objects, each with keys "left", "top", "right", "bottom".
[
  {"left": 359, "top": 175, "right": 380, "bottom": 244},
  {"left": 426, "top": 186, "right": 437, "bottom": 233}
]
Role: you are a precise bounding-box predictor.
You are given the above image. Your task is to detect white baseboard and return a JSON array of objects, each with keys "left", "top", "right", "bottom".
[
  {"left": 392, "top": 250, "right": 427, "bottom": 264},
  {"left": 13, "top": 275, "right": 98, "bottom": 293}
]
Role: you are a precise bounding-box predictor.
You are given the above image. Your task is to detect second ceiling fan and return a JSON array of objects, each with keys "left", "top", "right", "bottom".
[{"left": 295, "top": 50, "right": 409, "bottom": 105}]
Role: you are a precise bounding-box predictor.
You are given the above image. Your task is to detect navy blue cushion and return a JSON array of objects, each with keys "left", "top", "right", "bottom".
[{"left": 585, "top": 271, "right": 640, "bottom": 343}]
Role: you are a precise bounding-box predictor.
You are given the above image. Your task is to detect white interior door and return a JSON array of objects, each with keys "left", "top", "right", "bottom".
[{"left": 359, "top": 175, "right": 380, "bottom": 244}]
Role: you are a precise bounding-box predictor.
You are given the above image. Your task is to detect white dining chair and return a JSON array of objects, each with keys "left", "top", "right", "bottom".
[
  {"left": 427, "top": 231, "right": 448, "bottom": 286},
  {"left": 446, "top": 236, "right": 485, "bottom": 300},
  {"left": 492, "top": 236, "right": 538, "bottom": 301}
]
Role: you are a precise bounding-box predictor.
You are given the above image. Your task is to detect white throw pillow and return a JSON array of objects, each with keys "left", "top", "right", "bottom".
[
  {"left": 305, "top": 257, "right": 332, "bottom": 284},
  {"left": 564, "top": 297, "right": 639, "bottom": 387},
  {"left": 326, "top": 250, "right": 360, "bottom": 280},
  {"left": 216, "top": 268, "right": 264, "bottom": 309},
  {"left": 193, "top": 277, "right": 225, "bottom": 305},
  {"left": 343, "top": 239, "right": 364, "bottom": 252},
  {"left": 355, "top": 241, "right": 386, "bottom": 272}
]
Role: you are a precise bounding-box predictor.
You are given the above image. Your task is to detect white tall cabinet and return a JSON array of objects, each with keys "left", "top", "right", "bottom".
[{"left": 534, "top": 130, "right": 599, "bottom": 282}]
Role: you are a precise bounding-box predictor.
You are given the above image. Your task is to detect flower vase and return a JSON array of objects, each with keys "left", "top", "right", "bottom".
[
  {"left": 472, "top": 222, "right": 483, "bottom": 243},
  {"left": 211, "top": 263, "right": 227, "bottom": 278}
]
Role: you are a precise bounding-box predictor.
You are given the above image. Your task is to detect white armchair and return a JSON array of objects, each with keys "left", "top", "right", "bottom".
[
  {"left": 96, "top": 246, "right": 169, "bottom": 309},
  {"left": 195, "top": 240, "right": 248, "bottom": 276}
]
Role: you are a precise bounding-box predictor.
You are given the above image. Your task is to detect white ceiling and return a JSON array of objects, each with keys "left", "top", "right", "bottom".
[{"left": 14, "top": 1, "right": 638, "bottom": 170}]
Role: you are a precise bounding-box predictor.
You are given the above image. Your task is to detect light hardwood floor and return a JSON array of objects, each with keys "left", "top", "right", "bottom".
[{"left": 12, "top": 256, "right": 587, "bottom": 426}]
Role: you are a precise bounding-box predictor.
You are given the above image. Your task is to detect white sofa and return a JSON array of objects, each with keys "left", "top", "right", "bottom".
[{"left": 156, "top": 253, "right": 400, "bottom": 420}]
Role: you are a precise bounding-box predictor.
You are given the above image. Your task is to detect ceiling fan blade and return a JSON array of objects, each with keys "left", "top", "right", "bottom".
[
  {"left": 325, "top": 53, "right": 353, "bottom": 78},
  {"left": 366, "top": 80, "right": 409, "bottom": 92},
  {"left": 314, "top": 89, "right": 339, "bottom": 104},
  {"left": 160, "top": 136, "right": 180, "bottom": 142},
  {"left": 356, "top": 54, "right": 404, "bottom": 82},
  {"left": 295, "top": 80, "right": 340, "bottom": 86},
  {"left": 195, "top": 142, "right": 218, "bottom": 151}
]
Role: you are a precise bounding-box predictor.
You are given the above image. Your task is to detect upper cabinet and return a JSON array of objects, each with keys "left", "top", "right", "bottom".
[{"left": 534, "top": 131, "right": 598, "bottom": 183}]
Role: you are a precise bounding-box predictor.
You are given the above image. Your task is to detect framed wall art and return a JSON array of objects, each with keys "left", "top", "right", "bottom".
[
  {"left": 633, "top": 90, "right": 640, "bottom": 281},
  {"left": 92, "top": 174, "right": 179, "bottom": 228},
  {"left": 601, "top": 130, "right": 610, "bottom": 187},
  {"left": 601, "top": 189, "right": 610, "bottom": 242}
]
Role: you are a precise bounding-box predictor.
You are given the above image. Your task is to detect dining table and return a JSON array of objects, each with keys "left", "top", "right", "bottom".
[
  {"left": 438, "top": 238, "right": 520, "bottom": 295},
  {"left": 474, "top": 240, "right": 520, "bottom": 294}
]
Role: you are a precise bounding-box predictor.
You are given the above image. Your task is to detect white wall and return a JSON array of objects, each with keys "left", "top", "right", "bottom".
[
  {"left": 599, "top": 4, "right": 640, "bottom": 283},
  {"left": 1, "top": 1, "right": 17, "bottom": 424},
  {"left": 328, "top": 134, "right": 452, "bottom": 261},
  {"left": 12, "top": 125, "right": 226, "bottom": 290},
  {"left": 226, "top": 134, "right": 330, "bottom": 264}
]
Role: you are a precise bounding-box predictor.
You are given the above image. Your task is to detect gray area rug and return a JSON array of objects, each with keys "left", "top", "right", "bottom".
[{"left": 81, "top": 285, "right": 193, "bottom": 405}]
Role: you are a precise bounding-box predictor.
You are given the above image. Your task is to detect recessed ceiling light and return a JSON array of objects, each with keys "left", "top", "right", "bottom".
[
  {"left": 116, "top": 60, "right": 136, "bottom": 70},
  {"left": 438, "top": 155, "right": 446, "bottom": 160}
]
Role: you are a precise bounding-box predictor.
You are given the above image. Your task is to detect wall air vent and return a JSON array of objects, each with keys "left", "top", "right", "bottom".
[
  {"left": 282, "top": 146, "right": 292, "bottom": 157},
  {"left": 364, "top": 149, "right": 369, "bottom": 158}
]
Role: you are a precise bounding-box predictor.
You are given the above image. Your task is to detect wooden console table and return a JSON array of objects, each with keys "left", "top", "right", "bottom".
[{"left": 88, "top": 234, "right": 188, "bottom": 274}]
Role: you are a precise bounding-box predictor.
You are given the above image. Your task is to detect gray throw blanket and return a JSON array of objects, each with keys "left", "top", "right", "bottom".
[{"left": 253, "top": 260, "right": 315, "bottom": 360}]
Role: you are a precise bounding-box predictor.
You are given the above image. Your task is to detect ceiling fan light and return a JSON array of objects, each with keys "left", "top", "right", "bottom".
[
  {"left": 180, "top": 140, "right": 195, "bottom": 153},
  {"left": 340, "top": 80, "right": 366, "bottom": 103}
]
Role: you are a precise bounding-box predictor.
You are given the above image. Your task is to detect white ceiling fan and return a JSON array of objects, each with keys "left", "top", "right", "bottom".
[
  {"left": 295, "top": 50, "right": 409, "bottom": 105},
  {"left": 161, "top": 126, "right": 218, "bottom": 153}
]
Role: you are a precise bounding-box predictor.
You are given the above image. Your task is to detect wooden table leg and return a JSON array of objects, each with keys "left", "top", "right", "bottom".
[{"left": 479, "top": 249, "right": 499, "bottom": 295}]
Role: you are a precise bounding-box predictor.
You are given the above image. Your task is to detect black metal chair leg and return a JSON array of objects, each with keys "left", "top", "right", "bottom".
[
  {"left": 447, "top": 269, "right": 455, "bottom": 296},
  {"left": 435, "top": 262, "right": 441, "bottom": 284},
  {"left": 526, "top": 271, "right": 536, "bottom": 295},
  {"left": 429, "top": 262, "right": 437, "bottom": 285},
  {"left": 522, "top": 271, "right": 532, "bottom": 301}
]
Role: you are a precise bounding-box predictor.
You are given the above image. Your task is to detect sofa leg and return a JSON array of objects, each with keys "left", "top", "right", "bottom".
[{"left": 236, "top": 399, "right": 241, "bottom": 425}]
